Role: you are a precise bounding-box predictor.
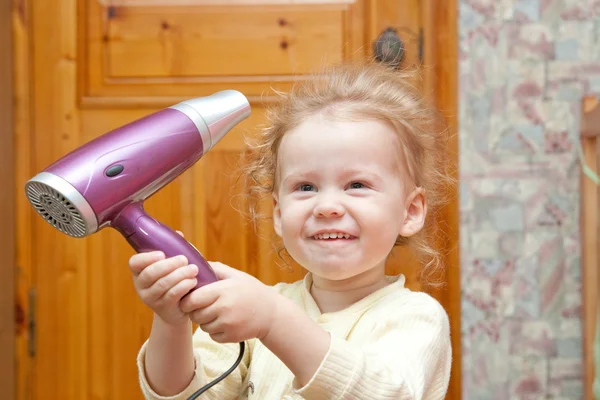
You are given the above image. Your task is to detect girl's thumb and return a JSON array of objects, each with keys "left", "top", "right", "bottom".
[{"left": 208, "top": 261, "right": 239, "bottom": 280}]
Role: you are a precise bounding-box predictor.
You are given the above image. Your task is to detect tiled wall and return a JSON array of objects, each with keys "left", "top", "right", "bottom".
[{"left": 459, "top": 0, "right": 600, "bottom": 398}]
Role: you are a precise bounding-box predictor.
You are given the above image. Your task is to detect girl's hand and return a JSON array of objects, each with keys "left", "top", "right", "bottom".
[
  {"left": 128, "top": 242, "right": 198, "bottom": 327},
  {"left": 180, "top": 262, "right": 277, "bottom": 343}
]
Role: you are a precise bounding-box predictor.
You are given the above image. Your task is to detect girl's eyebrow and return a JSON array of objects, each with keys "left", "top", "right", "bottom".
[
  {"left": 281, "top": 171, "right": 316, "bottom": 186},
  {"left": 343, "top": 170, "right": 384, "bottom": 182},
  {"left": 280, "top": 168, "right": 385, "bottom": 187}
]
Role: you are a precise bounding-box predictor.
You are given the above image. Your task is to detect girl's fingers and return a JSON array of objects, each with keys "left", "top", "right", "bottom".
[
  {"left": 159, "top": 277, "right": 198, "bottom": 304},
  {"left": 129, "top": 251, "right": 165, "bottom": 276},
  {"left": 189, "top": 305, "right": 219, "bottom": 326},
  {"left": 199, "top": 318, "right": 222, "bottom": 336},
  {"left": 137, "top": 255, "right": 189, "bottom": 289},
  {"left": 147, "top": 263, "right": 198, "bottom": 300}
]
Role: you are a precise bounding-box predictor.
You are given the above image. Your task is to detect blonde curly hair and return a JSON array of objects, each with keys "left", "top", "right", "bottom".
[{"left": 240, "top": 61, "right": 454, "bottom": 284}]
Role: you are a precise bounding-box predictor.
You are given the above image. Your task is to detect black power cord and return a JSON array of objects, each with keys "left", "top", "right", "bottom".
[{"left": 186, "top": 341, "right": 245, "bottom": 399}]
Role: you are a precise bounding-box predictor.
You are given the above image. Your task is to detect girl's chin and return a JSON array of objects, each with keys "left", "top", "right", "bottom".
[{"left": 305, "top": 263, "right": 367, "bottom": 281}]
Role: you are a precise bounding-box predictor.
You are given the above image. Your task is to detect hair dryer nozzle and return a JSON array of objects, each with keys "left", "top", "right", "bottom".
[
  {"left": 170, "top": 90, "right": 251, "bottom": 152},
  {"left": 25, "top": 171, "right": 98, "bottom": 237}
]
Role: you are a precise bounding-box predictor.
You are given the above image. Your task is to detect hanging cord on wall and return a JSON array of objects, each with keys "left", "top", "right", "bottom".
[{"left": 186, "top": 341, "right": 245, "bottom": 400}]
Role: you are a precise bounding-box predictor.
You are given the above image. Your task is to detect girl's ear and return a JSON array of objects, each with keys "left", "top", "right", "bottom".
[
  {"left": 398, "top": 187, "right": 427, "bottom": 237},
  {"left": 273, "top": 193, "right": 282, "bottom": 237}
]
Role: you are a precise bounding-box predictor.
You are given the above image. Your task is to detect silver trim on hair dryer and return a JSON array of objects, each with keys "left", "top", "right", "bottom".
[
  {"left": 25, "top": 171, "right": 99, "bottom": 237},
  {"left": 170, "top": 90, "right": 251, "bottom": 152}
]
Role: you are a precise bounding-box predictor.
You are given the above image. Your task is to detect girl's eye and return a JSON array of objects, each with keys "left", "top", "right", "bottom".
[
  {"left": 349, "top": 182, "right": 365, "bottom": 189},
  {"left": 299, "top": 184, "right": 315, "bottom": 192}
]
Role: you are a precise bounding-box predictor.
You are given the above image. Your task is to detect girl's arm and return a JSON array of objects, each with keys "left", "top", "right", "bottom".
[
  {"left": 261, "top": 293, "right": 451, "bottom": 400},
  {"left": 138, "top": 314, "right": 251, "bottom": 400},
  {"left": 144, "top": 314, "right": 195, "bottom": 396},
  {"left": 260, "top": 296, "right": 330, "bottom": 386}
]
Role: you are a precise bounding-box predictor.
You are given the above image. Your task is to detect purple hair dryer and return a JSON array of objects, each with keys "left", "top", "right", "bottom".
[{"left": 25, "top": 90, "right": 251, "bottom": 289}]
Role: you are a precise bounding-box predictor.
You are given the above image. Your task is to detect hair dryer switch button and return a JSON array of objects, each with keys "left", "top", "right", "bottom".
[{"left": 106, "top": 164, "right": 124, "bottom": 177}]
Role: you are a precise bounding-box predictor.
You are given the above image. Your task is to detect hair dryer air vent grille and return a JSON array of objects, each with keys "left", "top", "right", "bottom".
[{"left": 26, "top": 181, "right": 87, "bottom": 238}]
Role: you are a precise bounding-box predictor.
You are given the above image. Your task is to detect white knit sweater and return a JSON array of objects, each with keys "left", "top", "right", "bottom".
[{"left": 137, "top": 273, "right": 452, "bottom": 399}]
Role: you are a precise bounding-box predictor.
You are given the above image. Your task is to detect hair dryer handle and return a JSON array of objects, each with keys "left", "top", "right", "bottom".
[{"left": 124, "top": 212, "right": 218, "bottom": 290}]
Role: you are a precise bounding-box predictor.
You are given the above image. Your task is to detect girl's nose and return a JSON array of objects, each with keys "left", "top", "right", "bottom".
[{"left": 313, "top": 194, "right": 346, "bottom": 218}]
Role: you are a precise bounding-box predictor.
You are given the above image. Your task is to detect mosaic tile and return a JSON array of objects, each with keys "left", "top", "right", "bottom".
[
  {"left": 555, "top": 22, "right": 594, "bottom": 61},
  {"left": 508, "top": 355, "right": 549, "bottom": 397},
  {"left": 509, "top": 319, "right": 557, "bottom": 356},
  {"left": 508, "top": 23, "right": 556, "bottom": 60},
  {"left": 548, "top": 357, "right": 584, "bottom": 398},
  {"left": 515, "top": 0, "right": 541, "bottom": 21},
  {"left": 459, "top": 0, "right": 594, "bottom": 397}
]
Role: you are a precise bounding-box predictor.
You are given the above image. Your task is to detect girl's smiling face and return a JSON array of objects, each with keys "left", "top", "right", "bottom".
[{"left": 272, "top": 115, "right": 426, "bottom": 283}]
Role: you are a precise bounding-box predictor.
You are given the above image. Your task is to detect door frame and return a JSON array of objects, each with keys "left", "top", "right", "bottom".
[
  {"left": 422, "top": 1, "right": 461, "bottom": 398},
  {"left": 0, "top": 0, "right": 16, "bottom": 397},
  {"left": 6, "top": 0, "right": 461, "bottom": 398}
]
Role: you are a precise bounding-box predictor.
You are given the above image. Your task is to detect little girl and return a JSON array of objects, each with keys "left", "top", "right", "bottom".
[{"left": 129, "top": 61, "right": 453, "bottom": 399}]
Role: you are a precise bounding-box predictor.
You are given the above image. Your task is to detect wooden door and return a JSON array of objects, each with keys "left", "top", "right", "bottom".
[{"left": 13, "top": 1, "right": 460, "bottom": 399}]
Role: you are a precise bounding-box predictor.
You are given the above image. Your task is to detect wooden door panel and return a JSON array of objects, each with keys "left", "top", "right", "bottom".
[
  {"left": 196, "top": 150, "right": 307, "bottom": 285},
  {"left": 15, "top": 0, "right": 460, "bottom": 399},
  {"left": 104, "top": 7, "right": 345, "bottom": 77},
  {"left": 87, "top": 228, "right": 152, "bottom": 400},
  {"left": 201, "top": 151, "right": 264, "bottom": 272},
  {"left": 82, "top": 1, "right": 364, "bottom": 102}
]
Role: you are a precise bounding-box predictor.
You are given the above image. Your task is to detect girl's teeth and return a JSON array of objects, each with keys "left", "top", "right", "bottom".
[{"left": 314, "top": 233, "right": 351, "bottom": 239}]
